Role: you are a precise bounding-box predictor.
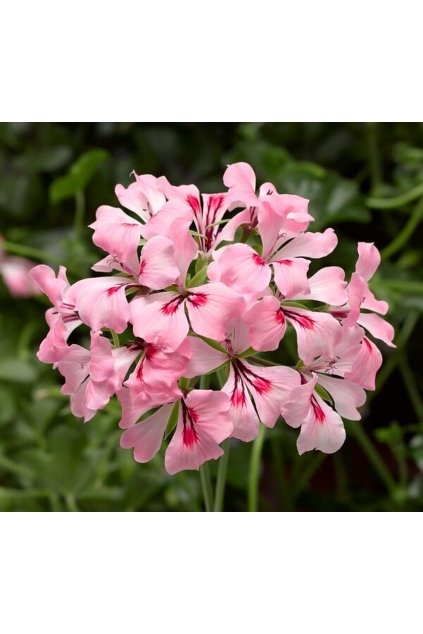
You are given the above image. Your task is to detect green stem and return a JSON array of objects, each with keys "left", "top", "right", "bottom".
[
  {"left": 398, "top": 355, "right": 423, "bottom": 421},
  {"left": 64, "top": 493, "right": 80, "bottom": 512},
  {"left": 74, "top": 190, "right": 85, "bottom": 235},
  {"left": 381, "top": 196, "right": 423, "bottom": 259},
  {"left": 367, "top": 182, "right": 423, "bottom": 209},
  {"left": 1, "top": 240, "right": 53, "bottom": 263},
  {"left": 350, "top": 424, "right": 396, "bottom": 494},
  {"left": 381, "top": 279, "right": 423, "bottom": 294},
  {"left": 213, "top": 439, "right": 231, "bottom": 512},
  {"left": 366, "top": 122, "right": 382, "bottom": 196},
  {"left": 248, "top": 425, "right": 266, "bottom": 512},
  {"left": 199, "top": 462, "right": 213, "bottom": 512},
  {"left": 110, "top": 330, "right": 120, "bottom": 348}
]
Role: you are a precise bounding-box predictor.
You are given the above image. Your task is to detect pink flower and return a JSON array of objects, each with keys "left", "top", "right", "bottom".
[
  {"left": 29, "top": 265, "right": 81, "bottom": 363},
  {"left": 184, "top": 325, "right": 300, "bottom": 441},
  {"left": 120, "top": 389, "right": 232, "bottom": 474},
  {"left": 208, "top": 227, "right": 338, "bottom": 299},
  {"left": 57, "top": 332, "right": 119, "bottom": 422},
  {"left": 115, "top": 172, "right": 166, "bottom": 221},
  {"left": 331, "top": 242, "right": 395, "bottom": 348},
  {"left": 130, "top": 282, "right": 244, "bottom": 352},
  {"left": 282, "top": 375, "right": 347, "bottom": 454}
]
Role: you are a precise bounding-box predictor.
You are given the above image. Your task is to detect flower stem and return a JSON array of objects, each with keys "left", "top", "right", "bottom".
[
  {"left": 214, "top": 438, "right": 231, "bottom": 512},
  {"left": 1, "top": 240, "right": 53, "bottom": 263},
  {"left": 248, "top": 425, "right": 266, "bottom": 512},
  {"left": 74, "top": 190, "right": 85, "bottom": 236},
  {"left": 199, "top": 462, "right": 213, "bottom": 512},
  {"left": 381, "top": 196, "right": 423, "bottom": 259},
  {"left": 349, "top": 424, "right": 397, "bottom": 494},
  {"left": 367, "top": 182, "right": 423, "bottom": 209}
]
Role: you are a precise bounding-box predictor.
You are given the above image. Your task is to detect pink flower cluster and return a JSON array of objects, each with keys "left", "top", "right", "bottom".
[
  {"left": 30, "top": 162, "right": 394, "bottom": 474},
  {"left": 0, "top": 237, "right": 39, "bottom": 297}
]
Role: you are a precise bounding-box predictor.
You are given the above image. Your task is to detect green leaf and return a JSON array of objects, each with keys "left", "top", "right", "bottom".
[
  {"left": 0, "top": 359, "right": 37, "bottom": 383},
  {"left": 49, "top": 149, "right": 109, "bottom": 203}
]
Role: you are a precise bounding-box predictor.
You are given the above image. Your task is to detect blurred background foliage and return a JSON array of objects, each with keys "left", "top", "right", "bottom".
[{"left": 1, "top": 122, "right": 423, "bottom": 511}]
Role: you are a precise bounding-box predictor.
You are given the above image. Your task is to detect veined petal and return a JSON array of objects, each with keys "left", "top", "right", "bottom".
[
  {"left": 184, "top": 336, "right": 227, "bottom": 378},
  {"left": 120, "top": 403, "right": 173, "bottom": 463},
  {"left": 130, "top": 292, "right": 189, "bottom": 352},
  {"left": 139, "top": 236, "right": 179, "bottom": 290},
  {"left": 356, "top": 242, "right": 381, "bottom": 281},
  {"left": 345, "top": 336, "right": 382, "bottom": 391},
  {"left": 186, "top": 282, "right": 244, "bottom": 342},
  {"left": 317, "top": 374, "right": 366, "bottom": 420},
  {"left": 297, "top": 393, "right": 346, "bottom": 455},
  {"left": 243, "top": 296, "right": 286, "bottom": 352},
  {"left": 275, "top": 228, "right": 337, "bottom": 260},
  {"left": 67, "top": 276, "right": 130, "bottom": 333},
  {"left": 357, "top": 313, "right": 395, "bottom": 347},
  {"left": 208, "top": 243, "right": 271, "bottom": 295},
  {"left": 223, "top": 365, "right": 260, "bottom": 441},
  {"left": 272, "top": 257, "right": 310, "bottom": 298}
]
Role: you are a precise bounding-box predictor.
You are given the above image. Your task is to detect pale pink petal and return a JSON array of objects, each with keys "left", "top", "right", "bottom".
[
  {"left": 184, "top": 337, "right": 227, "bottom": 378},
  {"left": 243, "top": 296, "right": 286, "bottom": 352},
  {"left": 184, "top": 390, "right": 232, "bottom": 443},
  {"left": 207, "top": 243, "right": 271, "bottom": 295},
  {"left": 117, "top": 387, "right": 174, "bottom": 429},
  {"left": 297, "top": 394, "right": 346, "bottom": 455},
  {"left": 67, "top": 277, "right": 130, "bottom": 333},
  {"left": 165, "top": 425, "right": 224, "bottom": 475},
  {"left": 316, "top": 374, "right": 366, "bottom": 420},
  {"left": 139, "top": 236, "right": 179, "bottom": 290},
  {"left": 89, "top": 205, "right": 142, "bottom": 275},
  {"left": 130, "top": 292, "right": 189, "bottom": 352},
  {"left": 272, "top": 257, "right": 310, "bottom": 298},
  {"left": 356, "top": 242, "right": 381, "bottom": 281},
  {"left": 223, "top": 161, "right": 257, "bottom": 205},
  {"left": 186, "top": 282, "right": 244, "bottom": 342},
  {"left": 284, "top": 308, "right": 342, "bottom": 364},
  {"left": 343, "top": 272, "right": 367, "bottom": 327},
  {"left": 29, "top": 264, "right": 69, "bottom": 305},
  {"left": 357, "top": 313, "right": 395, "bottom": 347},
  {"left": 165, "top": 390, "right": 231, "bottom": 474},
  {"left": 242, "top": 362, "right": 300, "bottom": 428},
  {"left": 222, "top": 366, "right": 260, "bottom": 441},
  {"left": 282, "top": 375, "right": 318, "bottom": 428},
  {"left": 345, "top": 336, "right": 383, "bottom": 390},
  {"left": 297, "top": 266, "right": 348, "bottom": 305},
  {"left": 275, "top": 228, "right": 337, "bottom": 259},
  {"left": 361, "top": 287, "right": 389, "bottom": 315},
  {"left": 57, "top": 344, "right": 90, "bottom": 395},
  {"left": 37, "top": 315, "right": 70, "bottom": 364},
  {"left": 120, "top": 403, "right": 173, "bottom": 463}
]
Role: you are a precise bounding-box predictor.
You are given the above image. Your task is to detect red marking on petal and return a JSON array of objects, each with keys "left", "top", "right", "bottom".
[
  {"left": 139, "top": 259, "right": 146, "bottom": 276},
  {"left": 187, "top": 292, "right": 208, "bottom": 308},
  {"left": 275, "top": 309, "right": 285, "bottom": 325},
  {"left": 187, "top": 194, "right": 201, "bottom": 214},
  {"left": 231, "top": 388, "right": 246, "bottom": 408},
  {"left": 311, "top": 396, "right": 325, "bottom": 424},
  {"left": 363, "top": 337, "right": 372, "bottom": 351},
  {"left": 106, "top": 285, "right": 122, "bottom": 296},
  {"left": 182, "top": 425, "right": 199, "bottom": 447},
  {"left": 122, "top": 222, "right": 139, "bottom": 227},
  {"left": 252, "top": 377, "right": 272, "bottom": 394},
  {"left": 284, "top": 309, "right": 315, "bottom": 330},
  {"left": 276, "top": 259, "right": 293, "bottom": 266},
  {"left": 136, "top": 362, "right": 144, "bottom": 381},
  {"left": 252, "top": 253, "right": 266, "bottom": 266},
  {"left": 161, "top": 295, "right": 185, "bottom": 315}
]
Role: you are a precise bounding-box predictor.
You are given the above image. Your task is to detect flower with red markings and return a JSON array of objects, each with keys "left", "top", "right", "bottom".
[{"left": 31, "top": 161, "right": 394, "bottom": 484}]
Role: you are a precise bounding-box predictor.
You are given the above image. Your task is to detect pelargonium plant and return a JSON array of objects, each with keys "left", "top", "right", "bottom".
[{"left": 30, "top": 162, "right": 394, "bottom": 508}]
